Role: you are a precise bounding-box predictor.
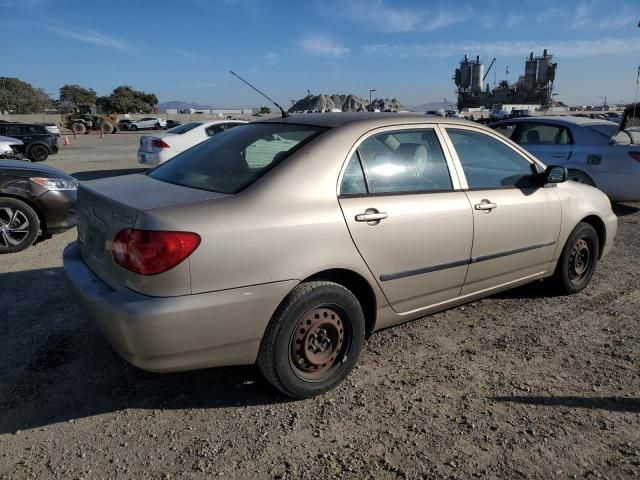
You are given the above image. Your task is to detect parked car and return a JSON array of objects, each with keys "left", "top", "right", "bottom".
[
  {"left": 117, "top": 119, "right": 134, "bottom": 131},
  {"left": 490, "top": 116, "right": 640, "bottom": 201},
  {"left": 1, "top": 160, "right": 77, "bottom": 253},
  {"left": 138, "top": 120, "right": 247, "bottom": 166},
  {"left": 0, "top": 135, "right": 23, "bottom": 159},
  {"left": 490, "top": 110, "right": 511, "bottom": 120},
  {"left": 0, "top": 123, "right": 58, "bottom": 161},
  {"left": 39, "top": 123, "right": 60, "bottom": 135},
  {"left": 64, "top": 113, "right": 617, "bottom": 398},
  {"left": 165, "top": 120, "right": 183, "bottom": 130},
  {"left": 129, "top": 117, "right": 167, "bottom": 131}
]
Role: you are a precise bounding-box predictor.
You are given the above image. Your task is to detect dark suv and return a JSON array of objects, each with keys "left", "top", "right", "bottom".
[{"left": 0, "top": 123, "right": 58, "bottom": 161}]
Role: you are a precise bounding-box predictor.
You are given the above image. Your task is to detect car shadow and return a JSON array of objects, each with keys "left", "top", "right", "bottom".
[
  {"left": 71, "top": 168, "right": 149, "bottom": 181},
  {"left": 490, "top": 395, "right": 640, "bottom": 413},
  {"left": 612, "top": 202, "right": 639, "bottom": 217},
  {"left": 0, "top": 267, "right": 291, "bottom": 434}
]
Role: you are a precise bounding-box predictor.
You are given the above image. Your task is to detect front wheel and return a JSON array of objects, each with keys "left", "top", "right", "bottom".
[
  {"left": 551, "top": 222, "right": 599, "bottom": 294},
  {"left": 131, "top": 125, "right": 138, "bottom": 131},
  {"left": 0, "top": 198, "right": 40, "bottom": 253},
  {"left": 27, "top": 144, "right": 49, "bottom": 162},
  {"left": 258, "top": 281, "right": 365, "bottom": 398}
]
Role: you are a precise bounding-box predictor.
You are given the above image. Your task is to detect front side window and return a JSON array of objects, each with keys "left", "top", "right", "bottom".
[
  {"left": 447, "top": 128, "right": 537, "bottom": 189},
  {"left": 493, "top": 123, "right": 517, "bottom": 139},
  {"left": 356, "top": 129, "right": 452, "bottom": 194},
  {"left": 515, "top": 123, "right": 571, "bottom": 145},
  {"left": 149, "top": 123, "right": 327, "bottom": 194}
]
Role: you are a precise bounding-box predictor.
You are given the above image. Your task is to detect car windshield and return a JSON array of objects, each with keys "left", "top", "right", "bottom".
[
  {"left": 166, "top": 122, "right": 201, "bottom": 134},
  {"left": 149, "top": 123, "right": 328, "bottom": 194},
  {"left": 586, "top": 123, "right": 619, "bottom": 138}
]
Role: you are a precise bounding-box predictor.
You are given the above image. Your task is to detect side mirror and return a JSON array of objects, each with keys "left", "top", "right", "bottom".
[{"left": 544, "top": 165, "right": 568, "bottom": 185}]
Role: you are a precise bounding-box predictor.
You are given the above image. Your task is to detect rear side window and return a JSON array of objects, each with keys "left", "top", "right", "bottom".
[
  {"left": 356, "top": 128, "right": 452, "bottom": 194},
  {"left": 167, "top": 122, "right": 201, "bottom": 134},
  {"left": 4, "top": 125, "right": 23, "bottom": 136},
  {"left": 149, "top": 123, "right": 327, "bottom": 194},
  {"left": 515, "top": 123, "right": 572, "bottom": 145},
  {"left": 340, "top": 152, "right": 367, "bottom": 195},
  {"left": 447, "top": 128, "right": 536, "bottom": 189},
  {"left": 205, "top": 123, "right": 241, "bottom": 137}
]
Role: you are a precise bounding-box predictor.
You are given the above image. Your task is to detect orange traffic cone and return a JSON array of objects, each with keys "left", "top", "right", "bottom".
[
  {"left": 99, "top": 128, "right": 104, "bottom": 139},
  {"left": 63, "top": 135, "right": 70, "bottom": 146}
]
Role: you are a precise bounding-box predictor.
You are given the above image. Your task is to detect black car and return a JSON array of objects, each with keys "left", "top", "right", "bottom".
[
  {"left": 118, "top": 119, "right": 133, "bottom": 131},
  {"left": 0, "top": 160, "right": 77, "bottom": 253},
  {"left": 165, "top": 119, "right": 183, "bottom": 129},
  {"left": 0, "top": 123, "right": 58, "bottom": 161}
]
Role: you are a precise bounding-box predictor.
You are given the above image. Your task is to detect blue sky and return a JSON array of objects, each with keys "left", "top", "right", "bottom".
[{"left": 1, "top": 0, "right": 638, "bottom": 108}]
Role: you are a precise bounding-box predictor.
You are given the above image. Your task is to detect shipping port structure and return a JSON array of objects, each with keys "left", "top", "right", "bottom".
[{"left": 454, "top": 49, "right": 557, "bottom": 110}]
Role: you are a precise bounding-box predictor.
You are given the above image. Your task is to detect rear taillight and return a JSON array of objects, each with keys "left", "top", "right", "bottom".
[
  {"left": 112, "top": 229, "right": 200, "bottom": 275},
  {"left": 152, "top": 139, "right": 170, "bottom": 148},
  {"left": 629, "top": 152, "right": 640, "bottom": 162}
]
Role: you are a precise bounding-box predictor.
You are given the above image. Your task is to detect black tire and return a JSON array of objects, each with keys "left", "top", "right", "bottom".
[
  {"left": 0, "top": 197, "right": 40, "bottom": 253},
  {"left": 153, "top": 122, "right": 160, "bottom": 130},
  {"left": 551, "top": 222, "right": 599, "bottom": 294},
  {"left": 72, "top": 122, "right": 86, "bottom": 134},
  {"left": 257, "top": 281, "right": 365, "bottom": 399},
  {"left": 131, "top": 125, "right": 138, "bottom": 131},
  {"left": 27, "top": 144, "right": 49, "bottom": 162},
  {"left": 568, "top": 169, "right": 595, "bottom": 186}
]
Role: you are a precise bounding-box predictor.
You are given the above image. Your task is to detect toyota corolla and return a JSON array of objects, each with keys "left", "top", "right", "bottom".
[{"left": 63, "top": 113, "right": 617, "bottom": 398}]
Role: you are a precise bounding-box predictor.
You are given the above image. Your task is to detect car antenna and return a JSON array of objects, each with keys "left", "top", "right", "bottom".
[{"left": 230, "top": 70, "right": 289, "bottom": 118}]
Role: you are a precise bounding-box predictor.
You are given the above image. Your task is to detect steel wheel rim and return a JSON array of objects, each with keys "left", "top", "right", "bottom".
[
  {"left": 290, "top": 306, "right": 349, "bottom": 381},
  {"left": 569, "top": 237, "right": 592, "bottom": 282},
  {"left": 0, "top": 207, "right": 30, "bottom": 247}
]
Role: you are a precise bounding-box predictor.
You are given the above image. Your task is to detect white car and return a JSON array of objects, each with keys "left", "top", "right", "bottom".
[
  {"left": 138, "top": 120, "right": 247, "bottom": 166},
  {"left": 0, "top": 135, "right": 23, "bottom": 158},
  {"left": 130, "top": 117, "right": 167, "bottom": 131}
]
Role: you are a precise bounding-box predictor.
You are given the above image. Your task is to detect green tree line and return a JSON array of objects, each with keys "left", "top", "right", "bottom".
[{"left": 0, "top": 78, "right": 158, "bottom": 114}]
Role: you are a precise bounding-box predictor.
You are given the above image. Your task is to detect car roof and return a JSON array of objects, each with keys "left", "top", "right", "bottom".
[{"left": 259, "top": 112, "right": 470, "bottom": 129}]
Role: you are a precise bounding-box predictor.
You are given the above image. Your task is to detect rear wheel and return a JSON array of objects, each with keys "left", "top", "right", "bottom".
[
  {"left": 72, "top": 122, "right": 86, "bottom": 135},
  {"left": 27, "top": 144, "right": 49, "bottom": 162},
  {"left": 258, "top": 281, "right": 365, "bottom": 398},
  {"left": 551, "top": 222, "right": 599, "bottom": 294},
  {"left": 0, "top": 198, "right": 40, "bottom": 253},
  {"left": 101, "top": 122, "right": 114, "bottom": 134}
]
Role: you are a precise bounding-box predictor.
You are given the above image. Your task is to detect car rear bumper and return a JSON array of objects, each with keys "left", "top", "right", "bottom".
[
  {"left": 63, "top": 242, "right": 296, "bottom": 372},
  {"left": 138, "top": 149, "right": 175, "bottom": 166}
]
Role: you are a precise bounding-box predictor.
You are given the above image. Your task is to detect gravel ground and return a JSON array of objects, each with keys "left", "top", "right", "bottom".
[{"left": 0, "top": 132, "right": 638, "bottom": 479}]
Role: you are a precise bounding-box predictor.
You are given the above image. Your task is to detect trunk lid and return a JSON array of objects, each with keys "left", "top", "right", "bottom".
[{"left": 77, "top": 173, "right": 227, "bottom": 294}]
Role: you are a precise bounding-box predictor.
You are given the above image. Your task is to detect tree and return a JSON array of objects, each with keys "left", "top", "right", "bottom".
[
  {"left": 0, "top": 77, "right": 52, "bottom": 114},
  {"left": 59, "top": 84, "right": 97, "bottom": 111},
  {"left": 106, "top": 85, "right": 158, "bottom": 114},
  {"left": 259, "top": 106, "right": 271, "bottom": 114}
]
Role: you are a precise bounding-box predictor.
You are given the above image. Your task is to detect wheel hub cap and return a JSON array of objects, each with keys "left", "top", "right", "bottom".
[
  {"left": 0, "top": 207, "right": 30, "bottom": 247},
  {"left": 291, "top": 307, "right": 345, "bottom": 377}
]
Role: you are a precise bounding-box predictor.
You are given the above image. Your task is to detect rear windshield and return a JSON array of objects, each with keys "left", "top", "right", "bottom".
[
  {"left": 586, "top": 123, "right": 619, "bottom": 138},
  {"left": 166, "top": 122, "right": 201, "bottom": 134},
  {"left": 149, "top": 123, "right": 327, "bottom": 194}
]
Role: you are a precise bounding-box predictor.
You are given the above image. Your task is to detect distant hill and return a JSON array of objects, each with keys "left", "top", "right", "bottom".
[
  {"left": 289, "top": 94, "right": 406, "bottom": 113},
  {"left": 156, "top": 101, "right": 215, "bottom": 112}
]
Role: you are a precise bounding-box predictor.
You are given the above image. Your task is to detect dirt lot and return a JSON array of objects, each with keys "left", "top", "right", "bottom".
[{"left": 0, "top": 132, "right": 639, "bottom": 479}]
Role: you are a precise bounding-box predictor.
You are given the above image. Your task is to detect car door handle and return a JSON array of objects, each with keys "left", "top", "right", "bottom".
[
  {"left": 355, "top": 210, "right": 388, "bottom": 223},
  {"left": 474, "top": 201, "right": 497, "bottom": 211},
  {"left": 552, "top": 153, "right": 567, "bottom": 158}
]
